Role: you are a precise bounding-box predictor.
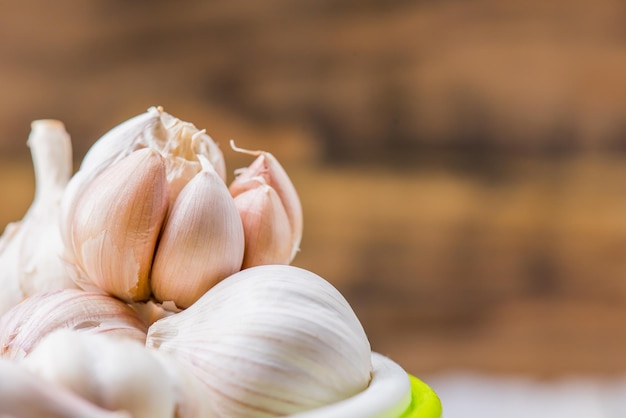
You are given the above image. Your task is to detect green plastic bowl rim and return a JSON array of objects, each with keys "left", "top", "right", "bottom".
[{"left": 398, "top": 374, "right": 442, "bottom": 418}]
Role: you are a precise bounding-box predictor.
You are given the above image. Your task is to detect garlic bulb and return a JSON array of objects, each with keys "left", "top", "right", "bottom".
[
  {"left": 68, "top": 148, "right": 169, "bottom": 302},
  {"left": 230, "top": 141, "right": 303, "bottom": 262},
  {"left": 151, "top": 155, "right": 245, "bottom": 309},
  {"left": 0, "top": 289, "right": 147, "bottom": 360},
  {"left": 22, "top": 329, "right": 176, "bottom": 418},
  {"left": 151, "top": 351, "right": 217, "bottom": 418},
  {"left": 0, "top": 120, "right": 78, "bottom": 316},
  {"left": 61, "top": 106, "right": 225, "bottom": 228},
  {"left": 146, "top": 264, "right": 372, "bottom": 418},
  {"left": 0, "top": 357, "right": 131, "bottom": 418},
  {"left": 60, "top": 107, "right": 250, "bottom": 306}
]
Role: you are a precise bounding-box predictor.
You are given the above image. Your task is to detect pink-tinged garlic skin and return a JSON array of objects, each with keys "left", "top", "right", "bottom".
[
  {"left": 233, "top": 182, "right": 292, "bottom": 269},
  {"left": 0, "top": 289, "right": 148, "bottom": 361},
  {"left": 70, "top": 148, "right": 169, "bottom": 303},
  {"left": 151, "top": 158, "right": 245, "bottom": 310},
  {"left": 79, "top": 106, "right": 227, "bottom": 198},
  {"left": 229, "top": 142, "right": 303, "bottom": 262}
]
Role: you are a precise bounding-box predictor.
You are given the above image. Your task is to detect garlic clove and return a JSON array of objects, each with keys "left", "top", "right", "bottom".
[
  {"left": 61, "top": 108, "right": 227, "bottom": 257},
  {"left": 146, "top": 265, "right": 372, "bottom": 418},
  {"left": 0, "top": 357, "right": 131, "bottom": 418},
  {"left": 80, "top": 106, "right": 226, "bottom": 197},
  {"left": 0, "top": 120, "right": 79, "bottom": 316},
  {"left": 0, "top": 289, "right": 148, "bottom": 361},
  {"left": 151, "top": 156, "right": 245, "bottom": 309},
  {"left": 233, "top": 179, "right": 292, "bottom": 268},
  {"left": 151, "top": 350, "right": 217, "bottom": 418},
  {"left": 80, "top": 107, "right": 165, "bottom": 176},
  {"left": 69, "top": 148, "right": 169, "bottom": 302},
  {"left": 229, "top": 141, "right": 303, "bottom": 262},
  {"left": 0, "top": 223, "right": 25, "bottom": 317},
  {"left": 22, "top": 329, "right": 176, "bottom": 418}
]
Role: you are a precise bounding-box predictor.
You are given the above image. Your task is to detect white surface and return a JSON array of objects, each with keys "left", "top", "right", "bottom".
[{"left": 426, "top": 373, "right": 626, "bottom": 418}]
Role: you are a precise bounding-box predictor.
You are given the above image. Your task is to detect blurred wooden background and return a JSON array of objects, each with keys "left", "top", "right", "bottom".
[{"left": 2, "top": 0, "right": 626, "bottom": 379}]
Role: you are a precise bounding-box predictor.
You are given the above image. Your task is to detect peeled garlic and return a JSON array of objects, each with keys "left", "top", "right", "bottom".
[
  {"left": 233, "top": 178, "right": 292, "bottom": 268},
  {"left": 68, "top": 148, "right": 169, "bottom": 302},
  {"left": 146, "top": 264, "right": 372, "bottom": 418},
  {"left": 0, "top": 357, "right": 131, "bottom": 418},
  {"left": 0, "top": 120, "right": 78, "bottom": 316},
  {"left": 0, "top": 289, "right": 147, "bottom": 360},
  {"left": 230, "top": 141, "right": 303, "bottom": 261},
  {"left": 151, "top": 155, "right": 245, "bottom": 309},
  {"left": 22, "top": 329, "right": 175, "bottom": 418}
]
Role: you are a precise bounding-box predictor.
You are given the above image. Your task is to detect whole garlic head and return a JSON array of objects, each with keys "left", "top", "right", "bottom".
[{"left": 146, "top": 264, "right": 372, "bottom": 418}]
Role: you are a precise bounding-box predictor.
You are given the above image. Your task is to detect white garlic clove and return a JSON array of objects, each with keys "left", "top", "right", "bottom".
[
  {"left": 151, "top": 156, "right": 245, "bottom": 309},
  {"left": 233, "top": 179, "right": 292, "bottom": 268},
  {"left": 0, "top": 289, "right": 148, "bottom": 361},
  {"left": 0, "top": 120, "right": 79, "bottom": 316},
  {"left": 69, "top": 148, "right": 169, "bottom": 302},
  {"left": 151, "top": 350, "right": 218, "bottom": 418},
  {"left": 229, "top": 141, "right": 303, "bottom": 262},
  {"left": 0, "top": 223, "right": 25, "bottom": 317},
  {"left": 0, "top": 357, "right": 131, "bottom": 418},
  {"left": 146, "top": 265, "right": 372, "bottom": 418},
  {"left": 22, "top": 329, "right": 176, "bottom": 418}
]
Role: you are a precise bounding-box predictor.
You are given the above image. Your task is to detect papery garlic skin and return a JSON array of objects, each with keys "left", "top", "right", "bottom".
[
  {"left": 73, "top": 106, "right": 226, "bottom": 206},
  {"left": 22, "top": 329, "right": 175, "bottom": 418},
  {"left": 0, "top": 357, "right": 131, "bottom": 418},
  {"left": 0, "top": 289, "right": 147, "bottom": 361},
  {"left": 146, "top": 265, "right": 372, "bottom": 418},
  {"left": 151, "top": 351, "right": 217, "bottom": 418},
  {"left": 128, "top": 300, "right": 178, "bottom": 328},
  {"left": 229, "top": 142, "right": 303, "bottom": 262},
  {"left": 151, "top": 156, "right": 245, "bottom": 309},
  {"left": 0, "top": 120, "right": 78, "bottom": 316},
  {"left": 69, "top": 148, "right": 169, "bottom": 302},
  {"left": 79, "top": 108, "right": 164, "bottom": 176}
]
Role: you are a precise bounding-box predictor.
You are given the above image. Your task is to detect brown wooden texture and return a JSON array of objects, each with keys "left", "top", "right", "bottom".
[{"left": 2, "top": 0, "right": 626, "bottom": 379}]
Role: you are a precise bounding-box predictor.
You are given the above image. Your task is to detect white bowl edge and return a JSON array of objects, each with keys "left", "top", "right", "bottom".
[{"left": 290, "top": 352, "right": 412, "bottom": 418}]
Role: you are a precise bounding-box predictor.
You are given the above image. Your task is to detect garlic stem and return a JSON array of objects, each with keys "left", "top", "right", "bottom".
[{"left": 27, "top": 119, "right": 73, "bottom": 206}]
